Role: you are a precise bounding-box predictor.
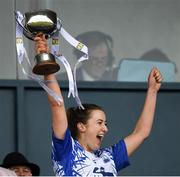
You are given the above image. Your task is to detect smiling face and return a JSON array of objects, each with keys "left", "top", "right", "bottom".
[
  {"left": 9, "top": 165, "right": 32, "bottom": 176},
  {"left": 83, "top": 43, "right": 110, "bottom": 80},
  {"left": 77, "top": 109, "right": 108, "bottom": 152}
]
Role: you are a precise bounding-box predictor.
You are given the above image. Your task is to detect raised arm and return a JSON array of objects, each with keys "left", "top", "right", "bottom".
[
  {"left": 34, "top": 35, "right": 68, "bottom": 139},
  {"left": 124, "top": 67, "right": 163, "bottom": 156}
]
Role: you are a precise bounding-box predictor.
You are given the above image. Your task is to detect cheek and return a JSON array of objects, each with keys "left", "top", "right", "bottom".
[{"left": 86, "top": 125, "right": 98, "bottom": 134}]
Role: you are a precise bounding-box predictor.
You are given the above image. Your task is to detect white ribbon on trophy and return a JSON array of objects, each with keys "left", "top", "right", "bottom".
[{"left": 15, "top": 10, "right": 88, "bottom": 108}]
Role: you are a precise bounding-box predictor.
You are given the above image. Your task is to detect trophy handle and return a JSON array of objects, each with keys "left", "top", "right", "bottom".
[{"left": 33, "top": 53, "right": 60, "bottom": 75}]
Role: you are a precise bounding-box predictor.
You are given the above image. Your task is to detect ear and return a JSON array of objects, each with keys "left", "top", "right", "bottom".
[{"left": 77, "top": 122, "right": 86, "bottom": 133}]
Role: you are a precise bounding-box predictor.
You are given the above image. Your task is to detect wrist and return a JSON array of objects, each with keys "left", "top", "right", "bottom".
[
  {"left": 147, "top": 88, "right": 158, "bottom": 95},
  {"left": 44, "top": 74, "right": 56, "bottom": 80},
  {"left": 44, "top": 79, "right": 57, "bottom": 84}
]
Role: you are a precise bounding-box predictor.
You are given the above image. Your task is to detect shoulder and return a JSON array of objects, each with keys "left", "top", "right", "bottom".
[{"left": 0, "top": 167, "right": 16, "bottom": 176}]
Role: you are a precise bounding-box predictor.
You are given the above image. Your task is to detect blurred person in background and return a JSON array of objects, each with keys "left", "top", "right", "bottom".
[
  {"left": 57, "top": 31, "right": 119, "bottom": 81},
  {"left": 1, "top": 152, "right": 40, "bottom": 176}
]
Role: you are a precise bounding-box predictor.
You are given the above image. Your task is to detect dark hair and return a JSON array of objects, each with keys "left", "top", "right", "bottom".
[
  {"left": 67, "top": 104, "right": 104, "bottom": 139},
  {"left": 1, "top": 152, "right": 40, "bottom": 176},
  {"left": 73, "top": 31, "right": 114, "bottom": 65}
]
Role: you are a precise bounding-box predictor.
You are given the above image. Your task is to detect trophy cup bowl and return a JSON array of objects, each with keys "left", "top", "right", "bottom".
[{"left": 24, "top": 9, "right": 60, "bottom": 75}]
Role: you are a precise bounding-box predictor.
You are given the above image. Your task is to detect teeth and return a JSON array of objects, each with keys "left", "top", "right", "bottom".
[
  {"left": 99, "top": 135, "right": 104, "bottom": 137},
  {"left": 97, "top": 135, "right": 104, "bottom": 137},
  {"left": 97, "top": 135, "right": 104, "bottom": 140}
]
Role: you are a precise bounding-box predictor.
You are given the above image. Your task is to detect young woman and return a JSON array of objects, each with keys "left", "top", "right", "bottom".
[{"left": 35, "top": 35, "right": 163, "bottom": 176}]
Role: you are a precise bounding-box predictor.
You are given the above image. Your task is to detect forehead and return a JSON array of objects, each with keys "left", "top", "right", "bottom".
[
  {"left": 88, "top": 109, "right": 106, "bottom": 121},
  {"left": 9, "top": 165, "right": 31, "bottom": 170},
  {"left": 89, "top": 43, "right": 109, "bottom": 55}
]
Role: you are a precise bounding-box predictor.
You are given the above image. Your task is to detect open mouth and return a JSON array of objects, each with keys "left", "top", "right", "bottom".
[{"left": 96, "top": 134, "right": 104, "bottom": 141}]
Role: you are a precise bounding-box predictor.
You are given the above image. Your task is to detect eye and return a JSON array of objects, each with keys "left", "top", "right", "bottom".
[
  {"left": 11, "top": 169, "right": 19, "bottom": 173},
  {"left": 97, "top": 121, "right": 107, "bottom": 127},
  {"left": 97, "top": 121, "right": 102, "bottom": 125},
  {"left": 23, "top": 168, "right": 31, "bottom": 173}
]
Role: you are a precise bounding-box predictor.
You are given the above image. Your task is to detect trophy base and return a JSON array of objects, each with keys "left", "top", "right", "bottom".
[
  {"left": 33, "top": 53, "right": 60, "bottom": 75},
  {"left": 33, "top": 62, "right": 60, "bottom": 75}
]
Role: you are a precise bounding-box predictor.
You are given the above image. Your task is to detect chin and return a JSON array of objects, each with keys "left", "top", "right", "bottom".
[
  {"left": 93, "top": 75, "right": 104, "bottom": 80},
  {"left": 94, "top": 144, "right": 101, "bottom": 151},
  {"left": 91, "top": 71, "right": 105, "bottom": 79}
]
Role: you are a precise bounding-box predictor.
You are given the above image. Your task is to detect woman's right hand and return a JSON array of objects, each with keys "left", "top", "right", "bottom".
[{"left": 34, "top": 34, "right": 49, "bottom": 54}]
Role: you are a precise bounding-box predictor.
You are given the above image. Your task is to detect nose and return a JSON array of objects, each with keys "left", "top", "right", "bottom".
[
  {"left": 103, "top": 124, "right": 108, "bottom": 133},
  {"left": 15, "top": 170, "right": 24, "bottom": 176},
  {"left": 15, "top": 169, "right": 32, "bottom": 176}
]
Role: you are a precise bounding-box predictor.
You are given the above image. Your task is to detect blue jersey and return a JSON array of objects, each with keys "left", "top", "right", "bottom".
[{"left": 52, "top": 129, "right": 130, "bottom": 176}]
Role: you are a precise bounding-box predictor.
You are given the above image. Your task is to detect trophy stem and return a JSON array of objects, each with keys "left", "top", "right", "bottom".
[{"left": 33, "top": 53, "right": 60, "bottom": 75}]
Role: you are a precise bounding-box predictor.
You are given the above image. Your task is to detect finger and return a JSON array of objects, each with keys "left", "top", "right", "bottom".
[
  {"left": 36, "top": 41, "right": 48, "bottom": 48},
  {"left": 153, "top": 68, "right": 159, "bottom": 75},
  {"left": 36, "top": 33, "right": 44, "bottom": 38},
  {"left": 154, "top": 69, "right": 162, "bottom": 78},
  {"left": 36, "top": 48, "right": 47, "bottom": 54},
  {"left": 156, "top": 78, "right": 163, "bottom": 83},
  {"left": 34, "top": 38, "right": 47, "bottom": 47},
  {"left": 155, "top": 77, "right": 163, "bottom": 84},
  {"left": 153, "top": 68, "right": 163, "bottom": 82},
  {"left": 34, "top": 34, "right": 46, "bottom": 41},
  {"left": 156, "top": 75, "right": 163, "bottom": 83},
  {"left": 35, "top": 43, "right": 48, "bottom": 52},
  {"left": 155, "top": 74, "right": 160, "bottom": 80},
  {"left": 34, "top": 36, "right": 47, "bottom": 43},
  {"left": 149, "top": 67, "right": 159, "bottom": 77},
  {"left": 34, "top": 36, "right": 41, "bottom": 41}
]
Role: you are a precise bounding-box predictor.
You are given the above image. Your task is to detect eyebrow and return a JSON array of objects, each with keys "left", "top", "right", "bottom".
[
  {"left": 96, "top": 119, "right": 107, "bottom": 123},
  {"left": 10, "top": 166, "right": 31, "bottom": 170}
]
